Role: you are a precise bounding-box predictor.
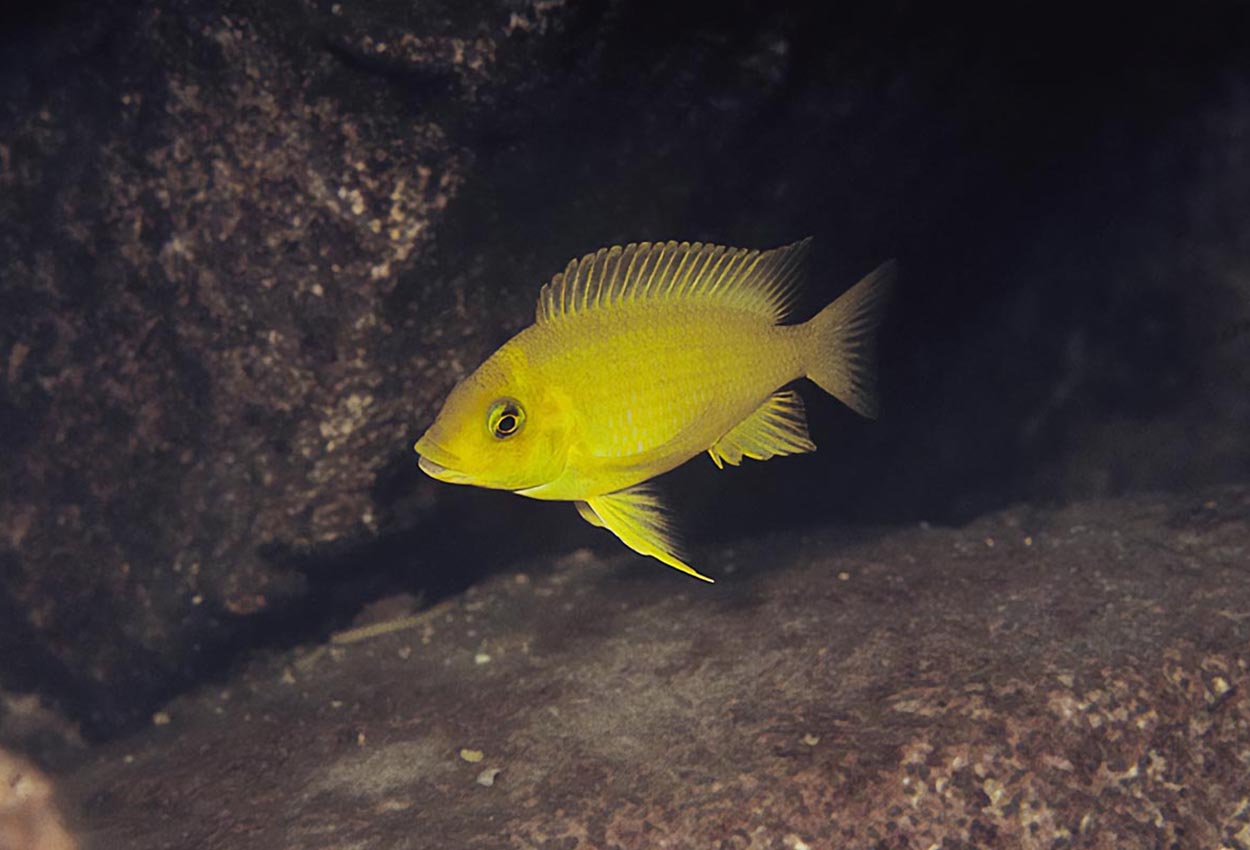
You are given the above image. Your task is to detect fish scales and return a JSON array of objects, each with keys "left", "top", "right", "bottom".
[{"left": 521, "top": 304, "right": 801, "bottom": 470}]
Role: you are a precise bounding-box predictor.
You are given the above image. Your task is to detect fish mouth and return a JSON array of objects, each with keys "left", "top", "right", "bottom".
[
  {"left": 413, "top": 437, "right": 474, "bottom": 485},
  {"left": 413, "top": 433, "right": 556, "bottom": 492}
]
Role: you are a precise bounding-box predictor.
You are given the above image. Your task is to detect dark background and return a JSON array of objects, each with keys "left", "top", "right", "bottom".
[
  {"left": 2, "top": 0, "right": 1248, "bottom": 746},
  {"left": 394, "top": 0, "right": 1250, "bottom": 564}
]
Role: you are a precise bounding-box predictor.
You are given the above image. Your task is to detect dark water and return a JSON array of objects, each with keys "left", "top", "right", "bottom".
[{"left": 420, "top": 0, "right": 1250, "bottom": 552}]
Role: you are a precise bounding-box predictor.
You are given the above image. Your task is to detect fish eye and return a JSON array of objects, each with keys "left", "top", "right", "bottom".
[{"left": 487, "top": 399, "right": 525, "bottom": 439}]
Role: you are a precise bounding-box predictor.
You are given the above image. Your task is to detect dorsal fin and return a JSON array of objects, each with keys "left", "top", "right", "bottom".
[{"left": 535, "top": 238, "right": 812, "bottom": 325}]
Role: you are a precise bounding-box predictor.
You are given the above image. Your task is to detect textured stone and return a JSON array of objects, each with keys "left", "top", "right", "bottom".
[
  {"left": 60, "top": 488, "right": 1250, "bottom": 848},
  {"left": 3, "top": 0, "right": 1249, "bottom": 744},
  {"left": 0, "top": 0, "right": 579, "bottom": 735},
  {"left": 0, "top": 747, "right": 77, "bottom": 850}
]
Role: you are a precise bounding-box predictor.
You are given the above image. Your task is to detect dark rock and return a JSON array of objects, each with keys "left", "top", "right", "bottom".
[
  {"left": 59, "top": 488, "right": 1250, "bottom": 848},
  {"left": 2, "top": 0, "right": 1249, "bottom": 743},
  {"left": 0, "top": 0, "right": 579, "bottom": 736}
]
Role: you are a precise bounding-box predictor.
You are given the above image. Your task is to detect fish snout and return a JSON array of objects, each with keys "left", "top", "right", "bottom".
[{"left": 414, "top": 435, "right": 469, "bottom": 483}]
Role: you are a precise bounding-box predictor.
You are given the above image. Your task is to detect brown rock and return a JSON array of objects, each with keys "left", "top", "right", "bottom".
[
  {"left": 60, "top": 488, "right": 1250, "bottom": 848},
  {"left": 0, "top": 747, "right": 78, "bottom": 850},
  {"left": 0, "top": 0, "right": 575, "bottom": 735},
  {"left": 3, "top": 0, "right": 1249, "bottom": 750}
]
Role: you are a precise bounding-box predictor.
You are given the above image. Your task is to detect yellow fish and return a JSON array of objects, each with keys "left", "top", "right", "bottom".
[{"left": 414, "top": 239, "right": 894, "bottom": 582}]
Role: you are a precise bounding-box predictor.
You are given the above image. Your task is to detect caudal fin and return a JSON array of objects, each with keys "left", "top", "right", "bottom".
[{"left": 802, "top": 260, "right": 896, "bottom": 419}]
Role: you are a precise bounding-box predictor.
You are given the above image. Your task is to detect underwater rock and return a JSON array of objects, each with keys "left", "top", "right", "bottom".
[
  {"left": 4, "top": 0, "right": 1249, "bottom": 747},
  {"left": 0, "top": 747, "right": 78, "bottom": 850},
  {"left": 0, "top": 0, "right": 962, "bottom": 739},
  {"left": 61, "top": 488, "right": 1250, "bottom": 849},
  {"left": 0, "top": 0, "right": 590, "bottom": 736}
]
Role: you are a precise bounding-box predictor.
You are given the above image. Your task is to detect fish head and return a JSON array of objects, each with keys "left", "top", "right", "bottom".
[{"left": 413, "top": 347, "right": 570, "bottom": 493}]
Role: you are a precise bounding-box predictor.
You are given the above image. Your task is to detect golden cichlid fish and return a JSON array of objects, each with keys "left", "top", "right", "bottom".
[{"left": 414, "top": 238, "right": 894, "bottom": 582}]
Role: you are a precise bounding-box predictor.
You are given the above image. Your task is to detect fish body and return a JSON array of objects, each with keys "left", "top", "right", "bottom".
[
  {"left": 498, "top": 304, "right": 802, "bottom": 499},
  {"left": 415, "top": 239, "right": 893, "bottom": 581}
]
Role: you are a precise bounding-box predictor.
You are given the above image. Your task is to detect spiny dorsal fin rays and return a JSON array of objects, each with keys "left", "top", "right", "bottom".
[
  {"left": 535, "top": 238, "right": 812, "bottom": 325},
  {"left": 599, "top": 245, "right": 623, "bottom": 310},
  {"left": 646, "top": 243, "right": 678, "bottom": 302},
  {"left": 685, "top": 244, "right": 725, "bottom": 298}
]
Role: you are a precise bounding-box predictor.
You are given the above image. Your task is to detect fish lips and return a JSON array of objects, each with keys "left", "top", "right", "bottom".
[
  {"left": 417, "top": 455, "right": 471, "bottom": 483},
  {"left": 413, "top": 437, "right": 474, "bottom": 485},
  {"left": 413, "top": 434, "right": 556, "bottom": 492}
]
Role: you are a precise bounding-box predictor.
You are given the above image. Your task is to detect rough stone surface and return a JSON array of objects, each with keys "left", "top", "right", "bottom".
[
  {"left": 3, "top": 0, "right": 1250, "bottom": 742},
  {"left": 0, "top": 746, "right": 77, "bottom": 850},
  {"left": 0, "top": 0, "right": 580, "bottom": 735},
  {"left": 56, "top": 487, "right": 1250, "bottom": 848}
]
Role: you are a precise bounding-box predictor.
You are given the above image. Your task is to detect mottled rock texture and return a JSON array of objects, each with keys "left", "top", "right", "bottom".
[
  {"left": 0, "top": 0, "right": 574, "bottom": 735},
  {"left": 2, "top": 0, "right": 1249, "bottom": 740},
  {"left": 62, "top": 488, "right": 1250, "bottom": 849}
]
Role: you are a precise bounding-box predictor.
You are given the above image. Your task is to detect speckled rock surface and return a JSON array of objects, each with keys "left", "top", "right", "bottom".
[
  {"left": 0, "top": 0, "right": 585, "bottom": 735},
  {"left": 59, "top": 487, "right": 1250, "bottom": 849},
  {"left": 4, "top": 0, "right": 1250, "bottom": 747}
]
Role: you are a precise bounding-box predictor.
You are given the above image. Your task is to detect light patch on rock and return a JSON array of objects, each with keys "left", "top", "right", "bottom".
[{"left": 308, "top": 739, "right": 452, "bottom": 799}]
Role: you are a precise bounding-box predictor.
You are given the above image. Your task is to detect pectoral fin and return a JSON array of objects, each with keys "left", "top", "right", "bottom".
[
  {"left": 580, "top": 486, "right": 714, "bottom": 583},
  {"left": 708, "top": 389, "right": 816, "bottom": 469}
]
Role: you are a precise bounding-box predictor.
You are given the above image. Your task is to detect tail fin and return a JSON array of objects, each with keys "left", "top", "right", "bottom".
[{"left": 802, "top": 260, "right": 896, "bottom": 419}]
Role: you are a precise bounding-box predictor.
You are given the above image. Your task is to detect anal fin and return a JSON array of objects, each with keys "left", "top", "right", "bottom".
[
  {"left": 580, "top": 486, "right": 714, "bottom": 583},
  {"left": 708, "top": 389, "right": 816, "bottom": 469}
]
